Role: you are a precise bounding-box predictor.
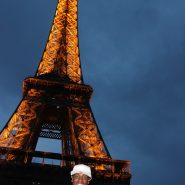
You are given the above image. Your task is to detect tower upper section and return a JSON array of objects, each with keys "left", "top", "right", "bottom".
[{"left": 36, "top": 0, "right": 83, "bottom": 83}]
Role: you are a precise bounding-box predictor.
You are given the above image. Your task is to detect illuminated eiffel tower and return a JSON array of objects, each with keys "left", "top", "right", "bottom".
[{"left": 0, "top": 0, "right": 131, "bottom": 184}]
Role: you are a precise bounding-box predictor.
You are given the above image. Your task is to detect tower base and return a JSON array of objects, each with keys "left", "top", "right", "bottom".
[{"left": 0, "top": 148, "right": 131, "bottom": 185}]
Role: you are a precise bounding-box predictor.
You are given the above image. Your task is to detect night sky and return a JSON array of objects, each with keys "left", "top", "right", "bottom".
[{"left": 0, "top": 0, "right": 185, "bottom": 185}]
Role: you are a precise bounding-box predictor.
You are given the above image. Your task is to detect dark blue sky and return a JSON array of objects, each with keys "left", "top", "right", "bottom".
[{"left": 0, "top": 0, "right": 185, "bottom": 185}]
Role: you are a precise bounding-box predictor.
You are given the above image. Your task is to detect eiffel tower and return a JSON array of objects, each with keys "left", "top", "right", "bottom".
[{"left": 0, "top": 0, "right": 131, "bottom": 184}]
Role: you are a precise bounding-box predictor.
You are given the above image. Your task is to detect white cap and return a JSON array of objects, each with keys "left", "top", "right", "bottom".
[{"left": 71, "top": 164, "right": 92, "bottom": 179}]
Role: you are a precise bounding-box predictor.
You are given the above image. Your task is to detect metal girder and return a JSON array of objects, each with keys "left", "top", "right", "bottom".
[
  {"left": 36, "top": 0, "right": 82, "bottom": 83},
  {"left": 40, "top": 130, "right": 62, "bottom": 139},
  {"left": 71, "top": 107, "right": 110, "bottom": 158},
  {"left": 0, "top": 100, "right": 42, "bottom": 150}
]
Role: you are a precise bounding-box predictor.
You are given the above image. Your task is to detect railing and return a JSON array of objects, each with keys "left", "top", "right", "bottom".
[{"left": 0, "top": 147, "right": 131, "bottom": 175}]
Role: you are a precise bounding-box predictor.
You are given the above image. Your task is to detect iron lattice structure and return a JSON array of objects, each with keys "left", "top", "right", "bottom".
[{"left": 0, "top": 0, "right": 131, "bottom": 184}]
